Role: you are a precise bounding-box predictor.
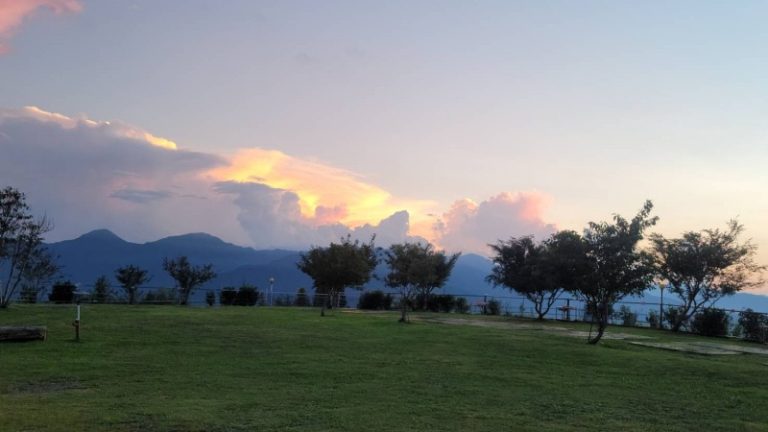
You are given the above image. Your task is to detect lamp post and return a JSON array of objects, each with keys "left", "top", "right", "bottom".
[{"left": 269, "top": 277, "right": 275, "bottom": 307}]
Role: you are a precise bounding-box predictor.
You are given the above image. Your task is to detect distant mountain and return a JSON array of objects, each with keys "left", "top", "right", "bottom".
[{"left": 45, "top": 229, "right": 768, "bottom": 312}]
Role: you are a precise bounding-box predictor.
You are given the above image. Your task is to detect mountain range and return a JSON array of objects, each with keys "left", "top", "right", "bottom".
[{"left": 45, "top": 229, "right": 768, "bottom": 313}]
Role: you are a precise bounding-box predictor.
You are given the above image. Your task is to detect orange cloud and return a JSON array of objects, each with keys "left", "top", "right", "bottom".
[
  {"left": 0, "top": 0, "right": 81, "bottom": 54},
  {"left": 210, "top": 148, "right": 434, "bottom": 228}
]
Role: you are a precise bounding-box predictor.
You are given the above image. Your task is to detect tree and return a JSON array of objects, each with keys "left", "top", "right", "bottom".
[
  {"left": 297, "top": 235, "right": 377, "bottom": 316},
  {"left": 384, "top": 242, "right": 459, "bottom": 323},
  {"left": 92, "top": 275, "right": 111, "bottom": 304},
  {"left": 0, "top": 187, "right": 53, "bottom": 308},
  {"left": 577, "top": 200, "right": 658, "bottom": 344},
  {"left": 487, "top": 230, "right": 589, "bottom": 320},
  {"left": 115, "top": 265, "right": 150, "bottom": 304},
  {"left": 162, "top": 256, "right": 216, "bottom": 305},
  {"left": 19, "top": 247, "right": 59, "bottom": 304},
  {"left": 650, "top": 220, "right": 764, "bottom": 331}
]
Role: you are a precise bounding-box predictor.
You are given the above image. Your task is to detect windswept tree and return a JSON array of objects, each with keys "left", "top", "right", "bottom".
[
  {"left": 297, "top": 235, "right": 378, "bottom": 316},
  {"left": 0, "top": 187, "right": 53, "bottom": 308},
  {"left": 650, "top": 220, "right": 764, "bottom": 331},
  {"left": 385, "top": 242, "right": 460, "bottom": 322},
  {"left": 163, "top": 256, "right": 216, "bottom": 305},
  {"left": 487, "top": 230, "right": 589, "bottom": 320},
  {"left": 577, "top": 200, "right": 658, "bottom": 344},
  {"left": 115, "top": 265, "right": 150, "bottom": 304}
]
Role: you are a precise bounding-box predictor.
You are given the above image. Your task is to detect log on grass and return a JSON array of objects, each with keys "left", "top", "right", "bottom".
[{"left": 0, "top": 326, "right": 47, "bottom": 342}]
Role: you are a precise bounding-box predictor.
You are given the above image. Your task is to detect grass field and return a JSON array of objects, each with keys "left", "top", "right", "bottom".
[{"left": 1, "top": 305, "right": 767, "bottom": 431}]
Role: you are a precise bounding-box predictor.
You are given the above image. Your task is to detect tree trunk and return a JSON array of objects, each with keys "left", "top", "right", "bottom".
[
  {"left": 588, "top": 303, "right": 609, "bottom": 344},
  {"left": 399, "top": 299, "right": 408, "bottom": 323},
  {"left": 0, "top": 326, "right": 47, "bottom": 342},
  {"left": 588, "top": 320, "right": 607, "bottom": 345}
]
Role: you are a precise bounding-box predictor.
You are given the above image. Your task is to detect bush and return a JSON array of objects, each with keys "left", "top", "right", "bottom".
[
  {"left": 235, "top": 285, "right": 259, "bottom": 306},
  {"left": 486, "top": 298, "right": 501, "bottom": 316},
  {"left": 663, "top": 306, "right": 686, "bottom": 330},
  {"left": 141, "top": 288, "right": 178, "bottom": 305},
  {"left": 294, "top": 288, "right": 310, "bottom": 307},
  {"left": 454, "top": 297, "right": 470, "bottom": 314},
  {"left": 357, "top": 290, "right": 394, "bottom": 310},
  {"left": 738, "top": 309, "right": 768, "bottom": 343},
  {"left": 220, "top": 287, "right": 238, "bottom": 305},
  {"left": 48, "top": 281, "right": 76, "bottom": 304},
  {"left": 205, "top": 291, "right": 216, "bottom": 306},
  {"left": 613, "top": 305, "right": 638, "bottom": 327},
  {"left": 19, "top": 285, "right": 41, "bottom": 304},
  {"left": 690, "top": 308, "right": 730, "bottom": 337},
  {"left": 646, "top": 309, "right": 660, "bottom": 328},
  {"left": 426, "top": 294, "right": 456, "bottom": 313}
]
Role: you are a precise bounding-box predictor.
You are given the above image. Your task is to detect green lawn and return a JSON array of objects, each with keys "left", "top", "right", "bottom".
[{"left": 1, "top": 305, "right": 766, "bottom": 432}]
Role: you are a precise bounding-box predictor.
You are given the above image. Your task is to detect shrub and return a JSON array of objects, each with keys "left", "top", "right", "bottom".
[
  {"left": 141, "top": 288, "right": 178, "bottom": 305},
  {"left": 646, "top": 309, "right": 660, "bottom": 328},
  {"left": 613, "top": 305, "right": 637, "bottom": 327},
  {"left": 19, "top": 285, "right": 41, "bottom": 304},
  {"left": 220, "top": 287, "right": 237, "bottom": 305},
  {"left": 357, "top": 290, "right": 394, "bottom": 310},
  {"left": 294, "top": 288, "right": 310, "bottom": 307},
  {"left": 205, "top": 291, "right": 216, "bottom": 306},
  {"left": 454, "top": 297, "right": 470, "bottom": 314},
  {"left": 426, "top": 294, "right": 456, "bottom": 313},
  {"left": 48, "top": 281, "right": 76, "bottom": 304},
  {"left": 235, "top": 285, "right": 259, "bottom": 306},
  {"left": 663, "top": 306, "right": 686, "bottom": 330},
  {"left": 690, "top": 308, "right": 730, "bottom": 337},
  {"left": 486, "top": 298, "right": 501, "bottom": 316},
  {"left": 738, "top": 309, "right": 768, "bottom": 343}
]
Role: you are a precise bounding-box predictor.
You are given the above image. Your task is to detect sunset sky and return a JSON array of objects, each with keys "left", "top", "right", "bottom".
[{"left": 1, "top": 1, "right": 766, "bottom": 290}]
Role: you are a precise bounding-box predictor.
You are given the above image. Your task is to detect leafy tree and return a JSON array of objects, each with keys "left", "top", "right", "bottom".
[
  {"left": 487, "top": 230, "right": 589, "bottom": 320},
  {"left": 162, "top": 256, "right": 216, "bottom": 305},
  {"left": 19, "top": 247, "right": 59, "bottom": 304},
  {"left": 48, "top": 280, "right": 76, "bottom": 303},
  {"left": 115, "top": 265, "right": 150, "bottom": 304},
  {"left": 298, "top": 235, "right": 378, "bottom": 316},
  {"left": 577, "top": 200, "right": 658, "bottom": 344},
  {"left": 650, "top": 220, "right": 764, "bottom": 331},
  {"left": 384, "top": 242, "right": 459, "bottom": 322},
  {"left": 92, "top": 275, "right": 111, "bottom": 304},
  {"left": 738, "top": 309, "right": 768, "bottom": 343},
  {"left": 0, "top": 187, "right": 52, "bottom": 308}
]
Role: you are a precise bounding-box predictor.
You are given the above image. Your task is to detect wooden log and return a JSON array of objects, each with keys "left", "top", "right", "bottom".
[{"left": 0, "top": 326, "right": 47, "bottom": 342}]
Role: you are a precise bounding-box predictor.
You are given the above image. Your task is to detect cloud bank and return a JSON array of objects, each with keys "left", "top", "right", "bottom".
[
  {"left": 0, "top": 106, "right": 558, "bottom": 253},
  {"left": 0, "top": 0, "right": 81, "bottom": 54}
]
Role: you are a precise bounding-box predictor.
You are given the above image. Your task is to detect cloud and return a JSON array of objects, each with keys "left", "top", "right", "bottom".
[
  {"left": 1, "top": 106, "right": 558, "bottom": 254},
  {"left": 433, "top": 192, "right": 557, "bottom": 255},
  {"left": 0, "top": 0, "right": 82, "bottom": 54}
]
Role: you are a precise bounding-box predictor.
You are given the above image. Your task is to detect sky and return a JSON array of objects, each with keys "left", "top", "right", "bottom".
[{"left": 0, "top": 1, "right": 766, "bottom": 289}]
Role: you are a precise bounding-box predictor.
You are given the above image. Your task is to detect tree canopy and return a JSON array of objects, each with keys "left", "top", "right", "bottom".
[
  {"left": 163, "top": 256, "right": 216, "bottom": 305},
  {"left": 297, "top": 235, "right": 378, "bottom": 316},
  {"left": 115, "top": 265, "right": 150, "bottom": 305},
  {"left": 0, "top": 186, "right": 52, "bottom": 308},
  {"left": 385, "top": 242, "right": 460, "bottom": 322},
  {"left": 577, "top": 200, "right": 658, "bottom": 344},
  {"left": 650, "top": 220, "right": 764, "bottom": 331}
]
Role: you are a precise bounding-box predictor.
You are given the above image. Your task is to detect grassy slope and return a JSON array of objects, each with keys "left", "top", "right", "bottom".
[{"left": 0, "top": 305, "right": 766, "bottom": 432}]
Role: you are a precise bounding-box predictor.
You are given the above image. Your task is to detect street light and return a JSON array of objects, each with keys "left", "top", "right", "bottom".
[
  {"left": 658, "top": 281, "right": 666, "bottom": 329},
  {"left": 269, "top": 277, "right": 275, "bottom": 307}
]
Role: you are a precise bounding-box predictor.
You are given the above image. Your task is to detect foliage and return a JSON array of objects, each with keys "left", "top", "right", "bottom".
[
  {"left": 92, "top": 276, "right": 111, "bottom": 304},
  {"left": 163, "top": 256, "right": 216, "bottom": 306},
  {"left": 663, "top": 306, "right": 686, "bottom": 331},
  {"left": 737, "top": 309, "right": 768, "bottom": 343},
  {"left": 357, "top": 290, "right": 394, "bottom": 310},
  {"left": 141, "top": 288, "right": 179, "bottom": 305},
  {"left": 293, "top": 288, "right": 310, "bottom": 307},
  {"left": 236, "top": 285, "right": 259, "bottom": 306},
  {"left": 612, "top": 305, "right": 637, "bottom": 327},
  {"left": 646, "top": 309, "right": 660, "bottom": 329},
  {"left": 220, "top": 287, "right": 238, "bottom": 306},
  {"left": 0, "top": 187, "right": 53, "bottom": 308},
  {"left": 650, "top": 220, "right": 764, "bottom": 332},
  {"left": 485, "top": 298, "right": 501, "bottom": 316},
  {"left": 488, "top": 231, "right": 589, "bottom": 320},
  {"left": 18, "top": 247, "right": 59, "bottom": 305},
  {"left": 689, "top": 308, "right": 730, "bottom": 337},
  {"left": 297, "top": 235, "right": 377, "bottom": 316},
  {"left": 454, "top": 297, "right": 470, "bottom": 314},
  {"left": 115, "top": 265, "right": 150, "bottom": 304},
  {"left": 384, "top": 242, "right": 459, "bottom": 322},
  {"left": 426, "top": 294, "right": 457, "bottom": 313},
  {"left": 205, "top": 291, "right": 216, "bottom": 307},
  {"left": 48, "top": 280, "right": 76, "bottom": 304},
  {"left": 576, "top": 200, "right": 658, "bottom": 344}
]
